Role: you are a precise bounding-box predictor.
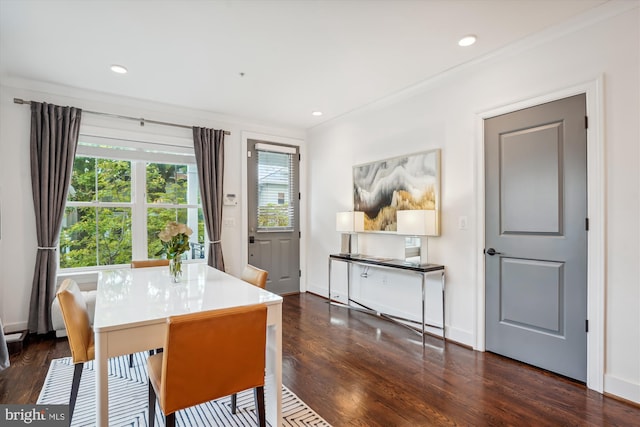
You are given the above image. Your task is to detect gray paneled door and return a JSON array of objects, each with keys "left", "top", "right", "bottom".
[
  {"left": 484, "top": 94, "right": 587, "bottom": 382},
  {"left": 247, "top": 139, "right": 300, "bottom": 295}
]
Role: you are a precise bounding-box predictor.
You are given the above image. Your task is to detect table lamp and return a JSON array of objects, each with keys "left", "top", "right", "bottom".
[
  {"left": 396, "top": 209, "right": 437, "bottom": 264},
  {"left": 336, "top": 211, "right": 365, "bottom": 255}
]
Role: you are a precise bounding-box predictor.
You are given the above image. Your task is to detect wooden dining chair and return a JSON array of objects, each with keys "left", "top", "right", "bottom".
[
  {"left": 148, "top": 304, "right": 267, "bottom": 427},
  {"left": 232, "top": 264, "right": 269, "bottom": 408},
  {"left": 56, "top": 279, "right": 95, "bottom": 424},
  {"left": 128, "top": 259, "right": 170, "bottom": 367},
  {"left": 131, "top": 259, "right": 170, "bottom": 268},
  {"left": 240, "top": 264, "right": 268, "bottom": 289}
]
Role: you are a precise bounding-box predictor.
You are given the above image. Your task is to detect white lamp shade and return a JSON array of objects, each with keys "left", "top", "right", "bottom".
[
  {"left": 336, "top": 211, "right": 365, "bottom": 232},
  {"left": 396, "top": 210, "right": 437, "bottom": 236}
]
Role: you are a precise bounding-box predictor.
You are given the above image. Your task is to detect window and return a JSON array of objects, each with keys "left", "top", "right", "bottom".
[
  {"left": 60, "top": 157, "right": 133, "bottom": 267},
  {"left": 145, "top": 162, "right": 204, "bottom": 260},
  {"left": 59, "top": 137, "right": 205, "bottom": 270},
  {"left": 256, "top": 146, "right": 296, "bottom": 231}
]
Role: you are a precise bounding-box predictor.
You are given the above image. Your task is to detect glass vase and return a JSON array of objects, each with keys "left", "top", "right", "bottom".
[{"left": 169, "top": 257, "right": 182, "bottom": 283}]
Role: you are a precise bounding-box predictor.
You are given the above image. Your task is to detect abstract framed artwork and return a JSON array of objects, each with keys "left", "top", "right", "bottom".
[{"left": 353, "top": 149, "right": 440, "bottom": 234}]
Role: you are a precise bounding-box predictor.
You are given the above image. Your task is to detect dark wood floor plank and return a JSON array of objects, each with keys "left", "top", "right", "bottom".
[
  {"left": 281, "top": 293, "right": 638, "bottom": 426},
  {"left": 1, "top": 293, "right": 638, "bottom": 426}
]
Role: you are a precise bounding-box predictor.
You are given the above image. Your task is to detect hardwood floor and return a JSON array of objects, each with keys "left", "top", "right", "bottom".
[
  {"left": 2, "top": 293, "right": 638, "bottom": 426},
  {"left": 0, "top": 331, "right": 69, "bottom": 405},
  {"left": 281, "top": 294, "right": 639, "bottom": 426}
]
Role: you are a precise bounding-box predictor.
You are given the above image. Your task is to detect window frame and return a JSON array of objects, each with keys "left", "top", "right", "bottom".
[{"left": 59, "top": 135, "right": 206, "bottom": 272}]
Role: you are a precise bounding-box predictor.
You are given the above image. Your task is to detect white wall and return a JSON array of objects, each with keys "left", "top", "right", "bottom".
[
  {"left": 0, "top": 78, "right": 304, "bottom": 334},
  {"left": 306, "top": 5, "right": 639, "bottom": 403},
  {"left": 0, "top": 0, "right": 637, "bottom": 407}
]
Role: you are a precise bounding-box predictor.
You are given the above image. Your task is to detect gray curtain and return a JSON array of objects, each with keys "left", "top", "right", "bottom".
[
  {"left": 193, "top": 127, "right": 225, "bottom": 271},
  {"left": 0, "top": 317, "right": 9, "bottom": 371},
  {"left": 28, "top": 102, "right": 81, "bottom": 334}
]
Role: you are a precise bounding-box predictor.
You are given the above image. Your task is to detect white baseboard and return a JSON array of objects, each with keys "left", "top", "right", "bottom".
[
  {"left": 3, "top": 320, "right": 28, "bottom": 334},
  {"left": 446, "top": 326, "right": 474, "bottom": 348},
  {"left": 305, "top": 284, "right": 474, "bottom": 347},
  {"left": 306, "top": 284, "right": 328, "bottom": 299},
  {"left": 604, "top": 373, "right": 640, "bottom": 404}
]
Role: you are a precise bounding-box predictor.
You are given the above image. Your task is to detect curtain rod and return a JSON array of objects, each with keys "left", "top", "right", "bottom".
[{"left": 13, "top": 98, "right": 231, "bottom": 135}]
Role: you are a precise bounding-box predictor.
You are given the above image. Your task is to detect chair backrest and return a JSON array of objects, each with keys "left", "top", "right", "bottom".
[
  {"left": 131, "top": 259, "right": 170, "bottom": 268},
  {"left": 56, "top": 279, "right": 94, "bottom": 364},
  {"left": 240, "top": 264, "right": 268, "bottom": 289},
  {"left": 159, "top": 304, "right": 267, "bottom": 415}
]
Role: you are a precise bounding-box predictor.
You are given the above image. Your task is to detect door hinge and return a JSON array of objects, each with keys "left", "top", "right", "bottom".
[
  {"left": 299, "top": 269, "right": 301, "bottom": 278},
  {"left": 299, "top": 153, "right": 301, "bottom": 161},
  {"left": 299, "top": 231, "right": 301, "bottom": 238},
  {"left": 585, "top": 319, "right": 589, "bottom": 333},
  {"left": 585, "top": 218, "right": 589, "bottom": 231},
  {"left": 585, "top": 116, "right": 588, "bottom": 129},
  {"left": 298, "top": 192, "right": 301, "bottom": 200}
]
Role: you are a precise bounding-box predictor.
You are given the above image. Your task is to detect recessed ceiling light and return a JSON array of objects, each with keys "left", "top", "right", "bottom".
[
  {"left": 110, "top": 64, "right": 128, "bottom": 74},
  {"left": 458, "top": 35, "right": 477, "bottom": 47},
  {"left": 312, "top": 111, "right": 323, "bottom": 116}
]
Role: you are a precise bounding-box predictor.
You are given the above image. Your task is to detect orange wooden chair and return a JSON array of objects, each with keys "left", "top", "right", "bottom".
[
  {"left": 56, "top": 279, "right": 95, "bottom": 424},
  {"left": 131, "top": 259, "right": 170, "bottom": 268},
  {"left": 148, "top": 304, "right": 267, "bottom": 427},
  {"left": 240, "top": 264, "right": 268, "bottom": 289}
]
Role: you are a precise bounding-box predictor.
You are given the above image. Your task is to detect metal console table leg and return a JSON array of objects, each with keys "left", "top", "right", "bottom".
[{"left": 327, "top": 254, "right": 446, "bottom": 346}]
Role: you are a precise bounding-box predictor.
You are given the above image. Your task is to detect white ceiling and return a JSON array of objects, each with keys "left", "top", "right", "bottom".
[{"left": 0, "top": 0, "right": 608, "bottom": 130}]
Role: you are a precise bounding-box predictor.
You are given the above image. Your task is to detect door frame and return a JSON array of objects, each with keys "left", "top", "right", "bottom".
[
  {"left": 474, "top": 76, "right": 605, "bottom": 392},
  {"left": 241, "top": 131, "right": 307, "bottom": 292}
]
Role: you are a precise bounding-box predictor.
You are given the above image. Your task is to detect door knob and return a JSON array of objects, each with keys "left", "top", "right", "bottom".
[{"left": 484, "top": 248, "right": 502, "bottom": 256}]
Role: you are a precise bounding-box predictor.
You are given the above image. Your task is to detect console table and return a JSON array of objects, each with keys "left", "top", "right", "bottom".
[{"left": 328, "top": 253, "right": 446, "bottom": 345}]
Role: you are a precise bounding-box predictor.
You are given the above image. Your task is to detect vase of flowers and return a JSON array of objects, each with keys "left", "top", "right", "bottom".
[{"left": 156, "top": 221, "right": 193, "bottom": 283}]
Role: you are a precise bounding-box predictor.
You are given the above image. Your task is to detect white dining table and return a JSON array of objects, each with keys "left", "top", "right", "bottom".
[{"left": 94, "top": 263, "right": 283, "bottom": 427}]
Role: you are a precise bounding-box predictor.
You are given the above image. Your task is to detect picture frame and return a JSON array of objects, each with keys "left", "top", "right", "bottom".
[{"left": 353, "top": 149, "right": 440, "bottom": 234}]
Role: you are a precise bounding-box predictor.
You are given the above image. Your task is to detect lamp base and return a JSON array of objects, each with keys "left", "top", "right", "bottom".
[
  {"left": 404, "top": 236, "right": 427, "bottom": 265},
  {"left": 340, "top": 233, "right": 359, "bottom": 255}
]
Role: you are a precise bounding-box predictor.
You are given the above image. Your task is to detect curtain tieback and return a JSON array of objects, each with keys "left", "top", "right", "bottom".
[
  {"left": 37, "top": 246, "right": 58, "bottom": 250},
  {"left": 209, "top": 240, "right": 221, "bottom": 244}
]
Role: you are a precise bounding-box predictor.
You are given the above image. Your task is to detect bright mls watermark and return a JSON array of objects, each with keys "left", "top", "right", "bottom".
[{"left": 1, "top": 405, "right": 68, "bottom": 426}]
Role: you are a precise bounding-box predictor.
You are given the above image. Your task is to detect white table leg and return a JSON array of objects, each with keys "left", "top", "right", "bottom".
[
  {"left": 266, "top": 303, "right": 283, "bottom": 426},
  {"left": 95, "top": 331, "right": 109, "bottom": 427}
]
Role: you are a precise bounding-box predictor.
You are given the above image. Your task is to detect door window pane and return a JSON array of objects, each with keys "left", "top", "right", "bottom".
[{"left": 257, "top": 150, "right": 294, "bottom": 230}]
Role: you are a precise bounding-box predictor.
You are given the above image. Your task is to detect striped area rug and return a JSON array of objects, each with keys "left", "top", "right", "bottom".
[{"left": 38, "top": 354, "right": 331, "bottom": 427}]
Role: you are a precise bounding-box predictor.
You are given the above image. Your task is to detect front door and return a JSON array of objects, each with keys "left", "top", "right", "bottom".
[
  {"left": 247, "top": 139, "right": 300, "bottom": 295},
  {"left": 484, "top": 94, "right": 587, "bottom": 381}
]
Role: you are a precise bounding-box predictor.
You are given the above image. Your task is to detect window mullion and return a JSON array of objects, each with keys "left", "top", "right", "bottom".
[
  {"left": 131, "top": 161, "right": 148, "bottom": 260},
  {"left": 187, "top": 164, "right": 201, "bottom": 244}
]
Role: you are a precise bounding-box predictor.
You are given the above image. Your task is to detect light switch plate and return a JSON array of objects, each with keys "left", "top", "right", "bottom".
[{"left": 458, "top": 216, "right": 468, "bottom": 230}]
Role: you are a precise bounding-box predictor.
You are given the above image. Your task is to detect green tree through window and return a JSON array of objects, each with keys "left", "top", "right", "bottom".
[{"left": 60, "top": 154, "right": 203, "bottom": 269}]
